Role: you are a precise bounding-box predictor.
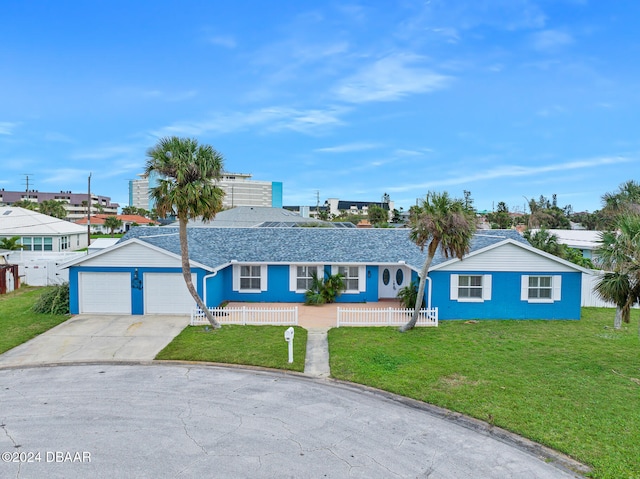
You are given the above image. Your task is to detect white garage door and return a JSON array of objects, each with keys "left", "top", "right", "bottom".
[
  {"left": 144, "top": 273, "right": 195, "bottom": 314},
  {"left": 79, "top": 272, "right": 131, "bottom": 314}
]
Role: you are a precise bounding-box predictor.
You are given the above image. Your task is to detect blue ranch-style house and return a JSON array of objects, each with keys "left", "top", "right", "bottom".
[{"left": 64, "top": 227, "right": 588, "bottom": 320}]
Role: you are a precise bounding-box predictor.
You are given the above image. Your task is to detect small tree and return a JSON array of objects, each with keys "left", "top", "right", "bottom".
[
  {"left": 368, "top": 204, "right": 388, "bottom": 227},
  {"left": 103, "top": 216, "right": 123, "bottom": 236}
]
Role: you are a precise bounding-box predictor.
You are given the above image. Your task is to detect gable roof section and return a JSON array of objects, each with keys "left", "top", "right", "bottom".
[
  {"left": 61, "top": 237, "right": 214, "bottom": 271},
  {"left": 431, "top": 237, "right": 592, "bottom": 273},
  {"left": 0, "top": 207, "right": 86, "bottom": 236}
]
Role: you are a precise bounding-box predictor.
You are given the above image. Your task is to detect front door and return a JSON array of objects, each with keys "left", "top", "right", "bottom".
[{"left": 378, "top": 266, "right": 409, "bottom": 299}]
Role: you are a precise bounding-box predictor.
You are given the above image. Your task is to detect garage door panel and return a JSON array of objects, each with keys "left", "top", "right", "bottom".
[
  {"left": 80, "top": 272, "right": 131, "bottom": 314},
  {"left": 144, "top": 273, "right": 195, "bottom": 314}
]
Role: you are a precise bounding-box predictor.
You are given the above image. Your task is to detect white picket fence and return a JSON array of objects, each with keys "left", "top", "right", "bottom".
[
  {"left": 337, "top": 307, "right": 438, "bottom": 327},
  {"left": 191, "top": 306, "right": 298, "bottom": 326}
]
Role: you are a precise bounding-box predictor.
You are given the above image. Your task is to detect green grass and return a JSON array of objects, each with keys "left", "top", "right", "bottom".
[
  {"left": 0, "top": 287, "right": 71, "bottom": 354},
  {"left": 156, "top": 325, "right": 308, "bottom": 372},
  {"left": 328, "top": 309, "right": 640, "bottom": 479}
]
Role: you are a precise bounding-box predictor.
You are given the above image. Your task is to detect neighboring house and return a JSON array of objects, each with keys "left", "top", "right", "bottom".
[
  {"left": 0, "top": 206, "right": 88, "bottom": 252},
  {"left": 167, "top": 206, "right": 338, "bottom": 228},
  {"left": 63, "top": 228, "right": 588, "bottom": 320},
  {"left": 75, "top": 214, "right": 157, "bottom": 234},
  {"left": 529, "top": 229, "right": 602, "bottom": 262}
]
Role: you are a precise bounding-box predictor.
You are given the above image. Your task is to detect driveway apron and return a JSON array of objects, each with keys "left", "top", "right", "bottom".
[{"left": 0, "top": 314, "right": 190, "bottom": 367}]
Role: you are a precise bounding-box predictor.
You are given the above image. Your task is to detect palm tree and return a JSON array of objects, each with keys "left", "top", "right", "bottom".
[
  {"left": 145, "top": 136, "right": 225, "bottom": 329},
  {"left": 103, "top": 216, "right": 123, "bottom": 236},
  {"left": 400, "top": 191, "right": 476, "bottom": 332},
  {"left": 39, "top": 199, "right": 68, "bottom": 219},
  {"left": 595, "top": 213, "right": 640, "bottom": 333},
  {"left": 0, "top": 236, "right": 25, "bottom": 250},
  {"left": 11, "top": 200, "right": 38, "bottom": 210}
]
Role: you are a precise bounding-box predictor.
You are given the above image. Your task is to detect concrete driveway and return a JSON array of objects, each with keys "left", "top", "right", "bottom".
[
  {"left": 0, "top": 364, "right": 586, "bottom": 479},
  {"left": 0, "top": 314, "right": 189, "bottom": 367}
]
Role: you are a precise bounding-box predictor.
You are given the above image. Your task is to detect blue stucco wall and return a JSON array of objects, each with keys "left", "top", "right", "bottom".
[
  {"left": 429, "top": 271, "right": 581, "bottom": 320},
  {"left": 69, "top": 266, "right": 208, "bottom": 315},
  {"left": 212, "top": 264, "right": 379, "bottom": 304}
]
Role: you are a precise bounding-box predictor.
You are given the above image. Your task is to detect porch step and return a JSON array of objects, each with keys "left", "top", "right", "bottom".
[{"left": 304, "top": 328, "right": 330, "bottom": 378}]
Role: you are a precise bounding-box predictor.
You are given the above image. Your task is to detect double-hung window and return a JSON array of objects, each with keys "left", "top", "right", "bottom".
[
  {"left": 450, "top": 274, "right": 491, "bottom": 302},
  {"left": 290, "top": 265, "right": 322, "bottom": 292},
  {"left": 233, "top": 264, "right": 267, "bottom": 293},
  {"left": 338, "top": 266, "right": 360, "bottom": 292},
  {"left": 521, "top": 275, "right": 561, "bottom": 303},
  {"left": 240, "top": 266, "right": 261, "bottom": 290}
]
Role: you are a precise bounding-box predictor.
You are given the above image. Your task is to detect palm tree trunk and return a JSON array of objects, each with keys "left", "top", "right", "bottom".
[
  {"left": 179, "top": 218, "right": 220, "bottom": 329},
  {"left": 400, "top": 251, "right": 435, "bottom": 332},
  {"left": 614, "top": 307, "right": 622, "bottom": 330}
]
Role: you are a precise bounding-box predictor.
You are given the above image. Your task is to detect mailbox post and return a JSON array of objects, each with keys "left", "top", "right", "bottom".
[{"left": 284, "top": 327, "right": 295, "bottom": 363}]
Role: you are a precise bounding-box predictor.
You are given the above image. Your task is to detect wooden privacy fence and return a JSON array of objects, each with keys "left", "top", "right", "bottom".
[
  {"left": 337, "top": 307, "right": 438, "bottom": 327},
  {"left": 191, "top": 306, "right": 298, "bottom": 326}
]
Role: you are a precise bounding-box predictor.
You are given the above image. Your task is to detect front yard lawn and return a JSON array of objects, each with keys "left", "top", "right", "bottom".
[
  {"left": 0, "top": 287, "right": 70, "bottom": 355},
  {"left": 156, "top": 325, "right": 308, "bottom": 372},
  {"left": 328, "top": 308, "right": 640, "bottom": 479}
]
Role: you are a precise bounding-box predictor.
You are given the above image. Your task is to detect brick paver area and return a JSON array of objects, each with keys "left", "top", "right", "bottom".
[{"left": 225, "top": 301, "right": 403, "bottom": 328}]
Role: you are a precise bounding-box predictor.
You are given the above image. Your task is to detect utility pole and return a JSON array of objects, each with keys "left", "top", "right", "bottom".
[
  {"left": 87, "top": 173, "right": 92, "bottom": 247},
  {"left": 22, "top": 174, "right": 34, "bottom": 194}
]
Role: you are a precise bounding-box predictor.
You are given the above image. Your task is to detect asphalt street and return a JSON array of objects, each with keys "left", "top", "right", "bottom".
[{"left": 0, "top": 363, "right": 585, "bottom": 479}]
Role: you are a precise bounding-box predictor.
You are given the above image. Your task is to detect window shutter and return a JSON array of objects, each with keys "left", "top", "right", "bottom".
[
  {"left": 289, "top": 265, "right": 297, "bottom": 292},
  {"left": 359, "top": 266, "right": 366, "bottom": 292},
  {"left": 260, "top": 265, "right": 268, "bottom": 291},
  {"left": 450, "top": 274, "right": 459, "bottom": 300},
  {"left": 553, "top": 275, "right": 562, "bottom": 301},
  {"left": 483, "top": 275, "right": 492, "bottom": 300},
  {"left": 521, "top": 275, "right": 529, "bottom": 301},
  {"left": 232, "top": 264, "right": 240, "bottom": 292}
]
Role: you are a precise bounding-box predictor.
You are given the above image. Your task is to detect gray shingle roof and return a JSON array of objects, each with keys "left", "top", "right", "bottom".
[{"left": 120, "top": 227, "right": 529, "bottom": 271}]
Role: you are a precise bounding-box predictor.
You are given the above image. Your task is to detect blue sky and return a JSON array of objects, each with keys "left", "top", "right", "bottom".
[{"left": 1, "top": 1, "right": 638, "bottom": 214}]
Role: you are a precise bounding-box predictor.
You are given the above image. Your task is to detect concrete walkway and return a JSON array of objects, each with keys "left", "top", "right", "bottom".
[
  {"left": 227, "top": 301, "right": 403, "bottom": 378},
  {"left": 0, "top": 364, "right": 586, "bottom": 479}
]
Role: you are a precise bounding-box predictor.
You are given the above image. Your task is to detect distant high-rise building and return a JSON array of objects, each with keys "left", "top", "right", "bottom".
[{"left": 130, "top": 171, "right": 283, "bottom": 211}]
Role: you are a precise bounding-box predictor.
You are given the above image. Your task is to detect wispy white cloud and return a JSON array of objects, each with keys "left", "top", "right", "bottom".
[
  {"left": 387, "top": 156, "right": 631, "bottom": 192},
  {"left": 531, "top": 29, "right": 574, "bottom": 52},
  {"left": 70, "top": 144, "right": 140, "bottom": 161},
  {"left": 0, "top": 122, "right": 20, "bottom": 135},
  {"left": 537, "top": 105, "right": 568, "bottom": 117},
  {"left": 112, "top": 87, "right": 197, "bottom": 103},
  {"left": 314, "top": 142, "right": 381, "bottom": 153},
  {"left": 333, "top": 53, "right": 452, "bottom": 103},
  {"left": 208, "top": 35, "right": 237, "bottom": 48},
  {"left": 43, "top": 132, "right": 75, "bottom": 143},
  {"left": 151, "top": 106, "right": 349, "bottom": 138}
]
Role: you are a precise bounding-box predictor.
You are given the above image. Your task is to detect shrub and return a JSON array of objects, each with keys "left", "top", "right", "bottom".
[
  {"left": 32, "top": 283, "right": 70, "bottom": 315},
  {"left": 305, "top": 272, "right": 345, "bottom": 305},
  {"left": 396, "top": 280, "right": 425, "bottom": 309}
]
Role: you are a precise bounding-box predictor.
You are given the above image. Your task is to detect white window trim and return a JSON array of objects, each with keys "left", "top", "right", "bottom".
[
  {"left": 450, "top": 274, "right": 492, "bottom": 302},
  {"left": 289, "top": 265, "right": 323, "bottom": 293},
  {"left": 331, "top": 265, "right": 366, "bottom": 293},
  {"left": 233, "top": 264, "right": 268, "bottom": 293},
  {"left": 521, "top": 275, "right": 561, "bottom": 303}
]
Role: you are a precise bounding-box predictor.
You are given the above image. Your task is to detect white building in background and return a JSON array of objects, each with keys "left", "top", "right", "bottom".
[
  {"left": 128, "top": 174, "right": 149, "bottom": 211},
  {"left": 130, "top": 171, "right": 283, "bottom": 211}
]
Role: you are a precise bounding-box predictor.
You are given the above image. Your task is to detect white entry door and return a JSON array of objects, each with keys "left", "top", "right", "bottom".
[{"left": 378, "top": 266, "right": 410, "bottom": 299}]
